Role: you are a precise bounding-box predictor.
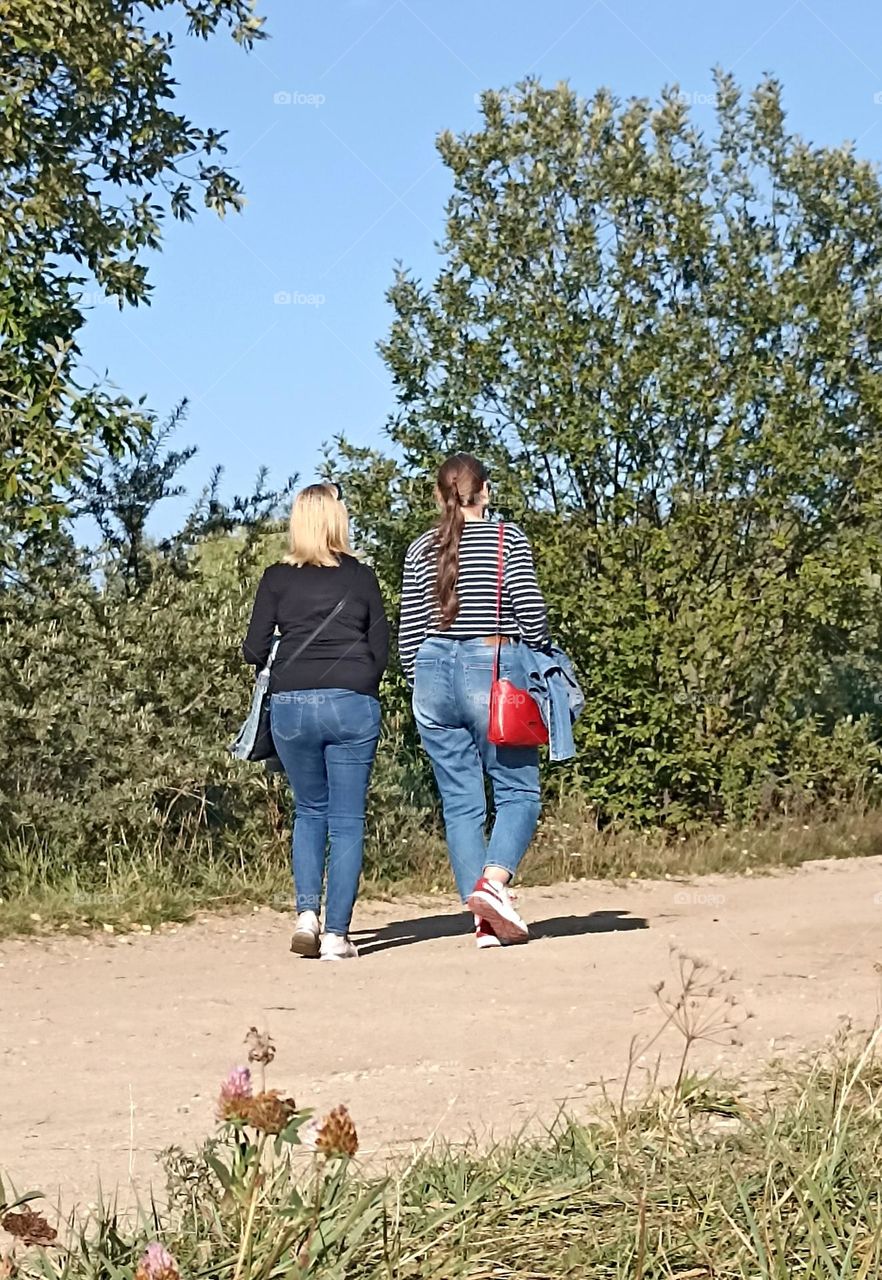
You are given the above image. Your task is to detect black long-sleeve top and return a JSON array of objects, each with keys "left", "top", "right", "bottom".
[{"left": 242, "top": 555, "right": 389, "bottom": 699}]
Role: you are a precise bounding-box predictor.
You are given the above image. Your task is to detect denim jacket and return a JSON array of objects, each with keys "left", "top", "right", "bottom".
[{"left": 519, "top": 645, "right": 584, "bottom": 762}]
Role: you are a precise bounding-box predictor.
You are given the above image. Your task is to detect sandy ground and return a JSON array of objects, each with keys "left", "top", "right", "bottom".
[{"left": 2, "top": 856, "right": 882, "bottom": 1213}]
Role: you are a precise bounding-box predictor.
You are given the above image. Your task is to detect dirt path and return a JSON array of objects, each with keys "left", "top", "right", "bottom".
[{"left": 3, "top": 856, "right": 882, "bottom": 1211}]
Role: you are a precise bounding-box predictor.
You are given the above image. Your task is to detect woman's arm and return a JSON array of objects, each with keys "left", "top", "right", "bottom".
[
  {"left": 398, "top": 544, "right": 429, "bottom": 686},
  {"left": 506, "top": 529, "right": 551, "bottom": 648},
  {"left": 242, "top": 569, "right": 278, "bottom": 668},
  {"left": 363, "top": 564, "right": 390, "bottom": 681}
]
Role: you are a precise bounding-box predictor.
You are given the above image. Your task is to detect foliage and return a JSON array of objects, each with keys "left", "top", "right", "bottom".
[
  {"left": 0, "top": 0, "right": 265, "bottom": 537},
  {"left": 0, "top": 426, "right": 449, "bottom": 916},
  {"left": 330, "top": 72, "right": 882, "bottom": 825},
  {"left": 7, "top": 72, "right": 882, "bottom": 923},
  {"left": 0, "top": 425, "right": 292, "bottom": 894},
  {"left": 7, "top": 1024, "right": 882, "bottom": 1278}
]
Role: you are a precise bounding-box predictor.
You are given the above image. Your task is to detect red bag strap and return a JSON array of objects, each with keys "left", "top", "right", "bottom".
[{"left": 493, "top": 521, "right": 504, "bottom": 682}]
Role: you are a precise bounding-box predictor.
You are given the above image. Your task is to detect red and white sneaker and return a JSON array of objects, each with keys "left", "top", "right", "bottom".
[
  {"left": 475, "top": 915, "right": 501, "bottom": 950},
  {"left": 467, "top": 877, "right": 529, "bottom": 944}
]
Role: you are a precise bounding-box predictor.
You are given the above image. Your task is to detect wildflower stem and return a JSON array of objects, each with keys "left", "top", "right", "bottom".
[{"left": 233, "top": 1133, "right": 267, "bottom": 1280}]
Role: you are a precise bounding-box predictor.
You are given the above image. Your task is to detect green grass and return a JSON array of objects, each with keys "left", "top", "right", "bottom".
[
  {"left": 6, "top": 1022, "right": 882, "bottom": 1279},
  {"left": 2, "top": 801, "right": 882, "bottom": 939}
]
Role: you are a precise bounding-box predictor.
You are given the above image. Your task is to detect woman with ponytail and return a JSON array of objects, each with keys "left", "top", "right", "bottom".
[{"left": 398, "top": 454, "right": 550, "bottom": 949}]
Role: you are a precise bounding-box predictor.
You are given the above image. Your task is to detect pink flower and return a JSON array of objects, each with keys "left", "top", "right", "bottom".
[
  {"left": 134, "top": 1243, "right": 179, "bottom": 1280},
  {"left": 221, "top": 1066, "right": 252, "bottom": 1102},
  {"left": 217, "top": 1065, "right": 253, "bottom": 1121}
]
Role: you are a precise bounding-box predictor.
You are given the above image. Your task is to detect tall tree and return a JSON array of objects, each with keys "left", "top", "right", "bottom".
[
  {"left": 333, "top": 73, "right": 882, "bottom": 823},
  {"left": 0, "top": 0, "right": 265, "bottom": 538},
  {"left": 70, "top": 400, "right": 295, "bottom": 593}
]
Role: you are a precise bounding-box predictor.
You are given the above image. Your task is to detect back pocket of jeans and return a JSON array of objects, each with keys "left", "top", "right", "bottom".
[
  {"left": 326, "top": 692, "right": 380, "bottom": 742},
  {"left": 270, "top": 695, "right": 306, "bottom": 742}
]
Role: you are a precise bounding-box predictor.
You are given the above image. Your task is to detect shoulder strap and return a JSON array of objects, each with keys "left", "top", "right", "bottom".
[
  {"left": 270, "top": 592, "right": 350, "bottom": 677},
  {"left": 493, "top": 521, "right": 505, "bottom": 682}
]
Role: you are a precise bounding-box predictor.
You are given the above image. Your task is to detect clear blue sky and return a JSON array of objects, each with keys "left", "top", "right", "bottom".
[{"left": 79, "top": 0, "right": 882, "bottom": 531}]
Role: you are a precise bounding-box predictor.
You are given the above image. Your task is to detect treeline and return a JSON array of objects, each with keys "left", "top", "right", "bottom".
[{"left": 4, "top": 73, "right": 882, "bottom": 899}]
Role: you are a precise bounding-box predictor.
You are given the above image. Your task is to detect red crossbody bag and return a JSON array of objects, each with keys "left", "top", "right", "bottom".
[{"left": 487, "top": 521, "right": 549, "bottom": 747}]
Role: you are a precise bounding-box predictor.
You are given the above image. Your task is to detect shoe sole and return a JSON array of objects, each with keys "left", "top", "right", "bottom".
[
  {"left": 466, "top": 890, "right": 529, "bottom": 944},
  {"left": 476, "top": 935, "right": 502, "bottom": 950},
  {"left": 290, "top": 930, "right": 320, "bottom": 959}
]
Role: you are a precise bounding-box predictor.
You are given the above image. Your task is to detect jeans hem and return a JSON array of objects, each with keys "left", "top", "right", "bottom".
[{"left": 482, "top": 861, "right": 519, "bottom": 878}]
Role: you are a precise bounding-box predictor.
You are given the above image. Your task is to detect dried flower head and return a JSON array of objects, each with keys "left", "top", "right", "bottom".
[
  {"left": 1, "top": 1209, "right": 57, "bottom": 1248},
  {"left": 217, "top": 1065, "right": 253, "bottom": 1122},
  {"left": 242, "top": 1089, "right": 297, "bottom": 1134},
  {"left": 244, "top": 1026, "right": 276, "bottom": 1068},
  {"left": 302, "top": 1105, "right": 358, "bottom": 1158},
  {"left": 134, "top": 1243, "right": 180, "bottom": 1280}
]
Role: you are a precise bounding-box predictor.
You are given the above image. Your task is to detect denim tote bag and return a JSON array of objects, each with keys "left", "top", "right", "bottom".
[{"left": 229, "top": 638, "right": 280, "bottom": 763}]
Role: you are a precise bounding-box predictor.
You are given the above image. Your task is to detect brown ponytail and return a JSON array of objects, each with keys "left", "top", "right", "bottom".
[{"left": 432, "top": 453, "right": 489, "bottom": 628}]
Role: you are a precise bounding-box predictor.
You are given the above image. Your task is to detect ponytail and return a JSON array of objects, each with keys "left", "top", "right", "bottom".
[
  {"left": 431, "top": 453, "right": 489, "bottom": 629},
  {"left": 436, "top": 487, "right": 466, "bottom": 628}
]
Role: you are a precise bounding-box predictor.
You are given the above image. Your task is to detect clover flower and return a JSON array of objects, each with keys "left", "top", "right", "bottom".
[
  {"left": 243, "top": 1090, "right": 297, "bottom": 1134},
  {"left": 217, "top": 1065, "right": 253, "bottom": 1122},
  {"left": 300, "top": 1105, "right": 358, "bottom": 1158},
  {"left": 134, "top": 1242, "right": 180, "bottom": 1280}
]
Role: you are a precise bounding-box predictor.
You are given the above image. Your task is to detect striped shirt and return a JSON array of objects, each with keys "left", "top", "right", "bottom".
[{"left": 398, "top": 519, "right": 550, "bottom": 683}]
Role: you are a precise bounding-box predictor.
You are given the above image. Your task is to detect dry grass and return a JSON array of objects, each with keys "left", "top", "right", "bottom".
[
  {"left": 2, "top": 802, "right": 882, "bottom": 940},
  {"left": 6, "top": 1014, "right": 882, "bottom": 1279}
]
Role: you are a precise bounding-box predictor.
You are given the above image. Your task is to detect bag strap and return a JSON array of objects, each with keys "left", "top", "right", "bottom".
[
  {"left": 266, "top": 593, "right": 350, "bottom": 678},
  {"left": 493, "top": 521, "right": 505, "bottom": 684}
]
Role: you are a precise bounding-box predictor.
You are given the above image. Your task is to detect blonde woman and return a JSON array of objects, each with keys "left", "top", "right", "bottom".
[{"left": 243, "top": 483, "right": 389, "bottom": 960}]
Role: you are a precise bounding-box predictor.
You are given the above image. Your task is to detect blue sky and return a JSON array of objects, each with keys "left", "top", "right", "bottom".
[{"left": 79, "top": 0, "right": 882, "bottom": 531}]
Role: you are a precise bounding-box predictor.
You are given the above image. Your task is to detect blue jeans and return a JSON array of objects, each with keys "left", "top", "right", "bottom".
[
  {"left": 270, "top": 688, "right": 381, "bottom": 936},
  {"left": 412, "top": 638, "right": 541, "bottom": 901}
]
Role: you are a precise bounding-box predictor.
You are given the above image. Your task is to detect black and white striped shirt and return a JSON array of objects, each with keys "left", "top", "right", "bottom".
[{"left": 398, "top": 519, "right": 550, "bottom": 683}]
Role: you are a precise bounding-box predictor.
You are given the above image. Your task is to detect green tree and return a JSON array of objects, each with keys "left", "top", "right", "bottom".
[
  {"left": 333, "top": 73, "right": 882, "bottom": 825},
  {"left": 0, "top": 0, "right": 265, "bottom": 537},
  {"left": 0, "top": 423, "right": 295, "bottom": 893},
  {"left": 70, "top": 400, "right": 294, "bottom": 593}
]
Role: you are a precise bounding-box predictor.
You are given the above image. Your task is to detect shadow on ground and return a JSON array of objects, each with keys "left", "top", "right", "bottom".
[{"left": 351, "top": 908, "right": 648, "bottom": 956}]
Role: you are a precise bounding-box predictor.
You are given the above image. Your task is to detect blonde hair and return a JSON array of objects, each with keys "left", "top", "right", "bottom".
[{"left": 283, "top": 483, "right": 351, "bottom": 567}]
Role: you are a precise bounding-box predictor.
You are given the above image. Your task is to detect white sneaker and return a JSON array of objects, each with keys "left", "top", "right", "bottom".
[
  {"left": 290, "top": 910, "right": 320, "bottom": 958},
  {"left": 320, "top": 932, "right": 358, "bottom": 961},
  {"left": 466, "top": 877, "right": 529, "bottom": 944}
]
